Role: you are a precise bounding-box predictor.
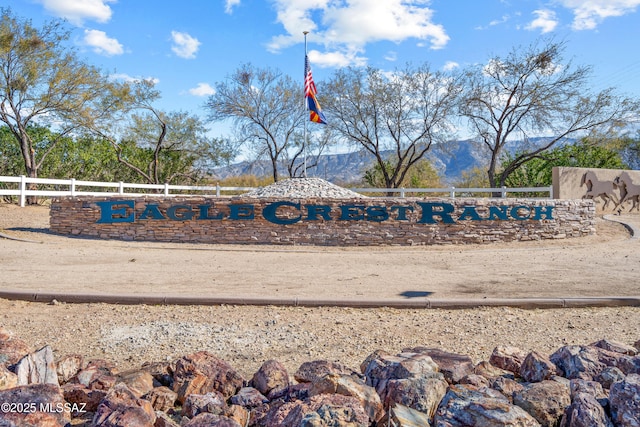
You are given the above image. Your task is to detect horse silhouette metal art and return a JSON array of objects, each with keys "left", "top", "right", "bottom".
[
  {"left": 581, "top": 170, "right": 619, "bottom": 210},
  {"left": 613, "top": 171, "right": 640, "bottom": 212}
]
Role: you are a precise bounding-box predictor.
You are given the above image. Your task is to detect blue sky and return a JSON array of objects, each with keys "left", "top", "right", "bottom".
[{"left": 6, "top": 0, "right": 640, "bottom": 136}]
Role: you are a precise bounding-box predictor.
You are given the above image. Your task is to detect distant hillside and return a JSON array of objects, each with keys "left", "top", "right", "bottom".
[{"left": 211, "top": 139, "right": 489, "bottom": 185}]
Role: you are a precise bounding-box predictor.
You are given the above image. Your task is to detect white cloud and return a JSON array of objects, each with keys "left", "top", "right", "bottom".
[
  {"left": 225, "top": 0, "right": 241, "bottom": 14},
  {"left": 559, "top": 0, "right": 640, "bottom": 30},
  {"left": 525, "top": 9, "right": 558, "bottom": 33},
  {"left": 308, "top": 49, "right": 367, "bottom": 68},
  {"left": 442, "top": 61, "right": 459, "bottom": 71},
  {"left": 189, "top": 83, "right": 216, "bottom": 96},
  {"left": 384, "top": 51, "right": 398, "bottom": 62},
  {"left": 170, "top": 31, "right": 201, "bottom": 59},
  {"left": 83, "top": 29, "right": 123, "bottom": 56},
  {"left": 110, "top": 73, "right": 160, "bottom": 85},
  {"left": 267, "top": 0, "right": 449, "bottom": 67},
  {"left": 36, "top": 0, "right": 115, "bottom": 25}
]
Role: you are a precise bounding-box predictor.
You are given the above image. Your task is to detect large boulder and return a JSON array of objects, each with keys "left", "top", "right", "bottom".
[
  {"left": 362, "top": 351, "right": 439, "bottom": 397},
  {"left": 116, "top": 369, "right": 155, "bottom": 398},
  {"left": 489, "top": 346, "right": 528, "bottom": 376},
  {"left": 181, "top": 391, "right": 227, "bottom": 418},
  {"left": 309, "top": 373, "right": 384, "bottom": 422},
  {"left": 434, "top": 384, "right": 540, "bottom": 427},
  {"left": 0, "top": 327, "right": 31, "bottom": 366},
  {"left": 383, "top": 374, "right": 448, "bottom": 422},
  {"left": 559, "top": 392, "right": 613, "bottom": 427},
  {"left": 172, "top": 351, "right": 244, "bottom": 403},
  {"left": 550, "top": 346, "right": 606, "bottom": 380},
  {"left": 513, "top": 380, "right": 571, "bottom": 427},
  {"left": 55, "top": 354, "right": 84, "bottom": 384},
  {"left": 0, "top": 364, "right": 18, "bottom": 390},
  {"left": 0, "top": 383, "right": 70, "bottom": 427},
  {"left": 143, "top": 386, "right": 177, "bottom": 412},
  {"left": 609, "top": 374, "right": 640, "bottom": 427},
  {"left": 14, "top": 345, "right": 58, "bottom": 386},
  {"left": 520, "top": 351, "right": 559, "bottom": 383},
  {"left": 295, "top": 360, "right": 359, "bottom": 384},
  {"left": 251, "top": 359, "right": 290, "bottom": 396},
  {"left": 403, "top": 347, "right": 475, "bottom": 383},
  {"left": 92, "top": 383, "right": 156, "bottom": 427}
]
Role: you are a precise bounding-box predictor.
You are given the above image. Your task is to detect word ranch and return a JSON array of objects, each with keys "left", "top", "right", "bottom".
[{"left": 95, "top": 200, "right": 555, "bottom": 225}]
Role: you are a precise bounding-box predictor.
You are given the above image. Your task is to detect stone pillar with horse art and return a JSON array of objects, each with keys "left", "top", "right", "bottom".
[{"left": 552, "top": 167, "right": 640, "bottom": 213}]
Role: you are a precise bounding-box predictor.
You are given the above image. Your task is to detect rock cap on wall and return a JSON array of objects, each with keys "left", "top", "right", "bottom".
[{"left": 243, "top": 178, "right": 366, "bottom": 199}]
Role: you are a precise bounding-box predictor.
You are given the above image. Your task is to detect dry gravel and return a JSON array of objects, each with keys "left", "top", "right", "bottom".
[
  {"left": 1, "top": 300, "right": 639, "bottom": 379},
  {"left": 0, "top": 202, "right": 639, "bottom": 379}
]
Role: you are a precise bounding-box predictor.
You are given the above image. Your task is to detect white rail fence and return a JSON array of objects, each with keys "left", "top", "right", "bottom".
[{"left": 0, "top": 175, "right": 553, "bottom": 207}]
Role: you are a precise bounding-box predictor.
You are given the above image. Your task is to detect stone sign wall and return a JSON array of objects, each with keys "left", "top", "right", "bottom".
[
  {"left": 50, "top": 196, "right": 596, "bottom": 246},
  {"left": 553, "top": 167, "right": 640, "bottom": 212}
]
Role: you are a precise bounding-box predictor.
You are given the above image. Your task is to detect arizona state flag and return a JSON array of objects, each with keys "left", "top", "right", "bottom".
[{"left": 304, "top": 54, "right": 327, "bottom": 124}]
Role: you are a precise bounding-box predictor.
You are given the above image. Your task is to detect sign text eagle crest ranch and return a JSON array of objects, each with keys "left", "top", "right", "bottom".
[{"left": 95, "top": 200, "right": 555, "bottom": 225}]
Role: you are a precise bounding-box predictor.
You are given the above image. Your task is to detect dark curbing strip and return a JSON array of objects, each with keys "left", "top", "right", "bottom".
[
  {"left": 0, "top": 289, "right": 638, "bottom": 309},
  {"left": 0, "top": 231, "right": 42, "bottom": 243},
  {"left": 603, "top": 214, "right": 640, "bottom": 240}
]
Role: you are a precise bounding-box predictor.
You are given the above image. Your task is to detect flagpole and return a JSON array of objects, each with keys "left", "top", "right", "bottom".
[{"left": 303, "top": 31, "right": 309, "bottom": 178}]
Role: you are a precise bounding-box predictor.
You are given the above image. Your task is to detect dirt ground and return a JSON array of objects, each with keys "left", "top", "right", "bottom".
[{"left": 0, "top": 203, "right": 639, "bottom": 378}]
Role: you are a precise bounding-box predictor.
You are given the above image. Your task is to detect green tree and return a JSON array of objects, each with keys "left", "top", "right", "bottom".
[
  {"left": 324, "top": 64, "right": 461, "bottom": 189},
  {"left": 84, "top": 79, "right": 235, "bottom": 185},
  {"left": 364, "top": 159, "right": 441, "bottom": 189},
  {"left": 0, "top": 9, "right": 116, "bottom": 201},
  {"left": 459, "top": 39, "right": 639, "bottom": 192},
  {"left": 503, "top": 139, "right": 626, "bottom": 189}
]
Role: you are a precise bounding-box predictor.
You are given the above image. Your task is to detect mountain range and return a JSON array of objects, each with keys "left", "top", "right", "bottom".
[{"left": 212, "top": 139, "right": 489, "bottom": 185}]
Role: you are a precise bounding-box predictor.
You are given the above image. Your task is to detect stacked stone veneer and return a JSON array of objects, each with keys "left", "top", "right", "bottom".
[{"left": 49, "top": 196, "right": 596, "bottom": 246}]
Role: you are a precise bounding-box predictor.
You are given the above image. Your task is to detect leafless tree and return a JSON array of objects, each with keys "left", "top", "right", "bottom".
[
  {"left": 459, "top": 39, "right": 640, "bottom": 190},
  {"left": 322, "top": 64, "right": 461, "bottom": 189}
]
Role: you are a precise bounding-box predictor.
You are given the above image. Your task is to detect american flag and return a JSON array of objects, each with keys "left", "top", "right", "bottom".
[{"left": 304, "top": 54, "right": 327, "bottom": 124}]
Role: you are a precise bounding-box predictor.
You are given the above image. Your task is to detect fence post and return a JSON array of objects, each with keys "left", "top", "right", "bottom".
[
  {"left": 119, "top": 182, "right": 124, "bottom": 195},
  {"left": 19, "top": 175, "right": 26, "bottom": 207},
  {"left": 450, "top": 186, "right": 456, "bottom": 199},
  {"left": 501, "top": 186, "right": 507, "bottom": 198},
  {"left": 216, "top": 183, "right": 220, "bottom": 197},
  {"left": 548, "top": 185, "right": 554, "bottom": 199},
  {"left": 164, "top": 183, "right": 169, "bottom": 196},
  {"left": 70, "top": 178, "right": 76, "bottom": 197},
  {"left": 400, "top": 187, "right": 405, "bottom": 198}
]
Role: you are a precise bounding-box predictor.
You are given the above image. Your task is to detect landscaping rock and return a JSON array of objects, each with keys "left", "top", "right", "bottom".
[
  {"left": 143, "top": 386, "right": 177, "bottom": 412},
  {"left": 609, "top": 374, "right": 640, "bottom": 427},
  {"left": 230, "top": 386, "right": 269, "bottom": 407},
  {"left": 14, "top": 345, "right": 58, "bottom": 386},
  {"left": 55, "top": 354, "right": 84, "bottom": 384},
  {"left": 309, "top": 373, "right": 384, "bottom": 422},
  {"left": 520, "top": 351, "right": 559, "bottom": 383},
  {"left": 550, "top": 346, "right": 606, "bottom": 380},
  {"left": 489, "top": 345, "right": 528, "bottom": 375},
  {"left": 383, "top": 374, "right": 448, "bottom": 422},
  {"left": 0, "top": 327, "right": 31, "bottom": 366},
  {"left": 251, "top": 359, "right": 290, "bottom": 396},
  {"left": 403, "top": 347, "right": 475, "bottom": 383},
  {"left": 295, "top": 359, "right": 359, "bottom": 383},
  {"left": 181, "top": 391, "right": 228, "bottom": 418},
  {"left": 362, "top": 351, "right": 439, "bottom": 397},
  {"left": 513, "top": 380, "right": 571, "bottom": 427},
  {"left": 0, "top": 383, "right": 70, "bottom": 427},
  {"left": 0, "top": 364, "right": 18, "bottom": 390},
  {"left": 559, "top": 392, "right": 613, "bottom": 427},
  {"left": 92, "top": 383, "right": 156, "bottom": 427},
  {"left": 434, "top": 384, "right": 540, "bottom": 427},
  {"left": 172, "top": 351, "right": 244, "bottom": 403}
]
